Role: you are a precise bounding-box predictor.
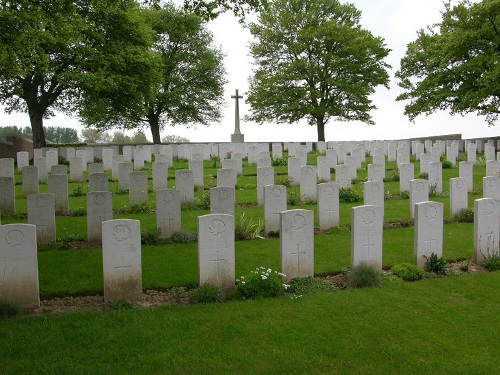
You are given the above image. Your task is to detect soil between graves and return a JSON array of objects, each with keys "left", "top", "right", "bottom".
[{"left": 29, "top": 260, "right": 486, "bottom": 316}]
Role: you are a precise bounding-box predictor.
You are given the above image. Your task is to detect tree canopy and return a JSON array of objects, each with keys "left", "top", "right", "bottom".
[
  {"left": 79, "top": 3, "right": 227, "bottom": 144},
  {"left": 396, "top": 0, "right": 500, "bottom": 125},
  {"left": 0, "top": 0, "right": 156, "bottom": 148},
  {"left": 245, "top": 0, "right": 391, "bottom": 141}
]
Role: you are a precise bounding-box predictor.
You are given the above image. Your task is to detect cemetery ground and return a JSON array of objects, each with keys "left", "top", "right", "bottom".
[{"left": 1, "top": 152, "right": 500, "bottom": 374}]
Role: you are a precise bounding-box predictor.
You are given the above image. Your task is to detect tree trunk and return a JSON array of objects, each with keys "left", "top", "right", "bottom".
[
  {"left": 316, "top": 117, "right": 325, "bottom": 142},
  {"left": 28, "top": 107, "right": 46, "bottom": 149},
  {"left": 149, "top": 118, "right": 161, "bottom": 144}
]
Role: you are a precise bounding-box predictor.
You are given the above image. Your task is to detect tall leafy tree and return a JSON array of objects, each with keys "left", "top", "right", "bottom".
[
  {"left": 396, "top": 0, "right": 500, "bottom": 125},
  {"left": 44, "top": 126, "right": 80, "bottom": 144},
  {"left": 246, "top": 0, "right": 390, "bottom": 142},
  {"left": 81, "top": 128, "right": 112, "bottom": 144},
  {"left": 0, "top": 0, "right": 156, "bottom": 148},
  {"left": 80, "top": 3, "right": 227, "bottom": 144}
]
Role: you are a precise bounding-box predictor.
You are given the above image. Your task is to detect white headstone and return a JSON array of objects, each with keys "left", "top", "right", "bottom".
[
  {"left": 175, "top": 170, "right": 195, "bottom": 203},
  {"left": 68, "top": 156, "right": 84, "bottom": 182},
  {"left": 0, "top": 224, "right": 39, "bottom": 308},
  {"left": 288, "top": 157, "right": 301, "bottom": 186},
  {"left": 300, "top": 165, "right": 317, "bottom": 202},
  {"left": 48, "top": 174, "right": 69, "bottom": 214},
  {"left": 102, "top": 219, "right": 142, "bottom": 302},
  {"left": 133, "top": 147, "right": 145, "bottom": 170},
  {"left": 0, "top": 177, "right": 15, "bottom": 213},
  {"left": 483, "top": 176, "right": 500, "bottom": 201},
  {"left": 351, "top": 205, "right": 383, "bottom": 270},
  {"left": 367, "top": 163, "right": 384, "bottom": 182},
  {"left": 129, "top": 171, "right": 148, "bottom": 205},
  {"left": 450, "top": 177, "right": 468, "bottom": 216},
  {"left": 210, "top": 187, "right": 235, "bottom": 216},
  {"left": 22, "top": 166, "right": 39, "bottom": 195},
  {"left": 257, "top": 167, "right": 275, "bottom": 205},
  {"left": 459, "top": 161, "right": 474, "bottom": 192},
  {"left": 156, "top": 189, "right": 181, "bottom": 238},
  {"left": 399, "top": 163, "right": 414, "bottom": 193},
  {"left": 410, "top": 179, "right": 429, "bottom": 219},
  {"left": 118, "top": 162, "right": 133, "bottom": 191},
  {"left": 112, "top": 155, "right": 125, "bottom": 181},
  {"left": 152, "top": 161, "right": 168, "bottom": 190},
  {"left": 414, "top": 201, "right": 444, "bottom": 269},
  {"left": 87, "top": 191, "right": 113, "bottom": 243},
  {"left": 335, "top": 164, "right": 352, "bottom": 189},
  {"left": 264, "top": 185, "right": 287, "bottom": 234},
  {"left": 102, "top": 148, "right": 114, "bottom": 171},
  {"left": 317, "top": 156, "right": 331, "bottom": 182},
  {"left": 27, "top": 194, "right": 56, "bottom": 245},
  {"left": 198, "top": 214, "right": 235, "bottom": 291},
  {"left": 217, "top": 168, "right": 237, "bottom": 188},
  {"left": 317, "top": 182, "right": 340, "bottom": 230},
  {"left": 428, "top": 162, "right": 442, "bottom": 194},
  {"left": 485, "top": 160, "right": 500, "bottom": 177},
  {"left": 16, "top": 152, "right": 29, "bottom": 171},
  {"left": 363, "top": 181, "right": 384, "bottom": 213},
  {"left": 89, "top": 173, "right": 109, "bottom": 192},
  {"left": 473, "top": 198, "right": 500, "bottom": 265},
  {"left": 34, "top": 157, "right": 47, "bottom": 183},
  {"left": 280, "top": 209, "right": 314, "bottom": 282},
  {"left": 88, "top": 163, "right": 104, "bottom": 175},
  {"left": 189, "top": 159, "right": 204, "bottom": 188}
]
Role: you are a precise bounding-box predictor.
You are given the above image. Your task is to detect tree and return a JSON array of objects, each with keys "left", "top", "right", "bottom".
[
  {"left": 79, "top": 4, "right": 227, "bottom": 144},
  {"left": 0, "top": 0, "right": 156, "bottom": 148},
  {"left": 45, "top": 126, "right": 80, "bottom": 144},
  {"left": 182, "top": 0, "right": 268, "bottom": 21},
  {"left": 162, "top": 134, "right": 190, "bottom": 143},
  {"left": 131, "top": 131, "right": 149, "bottom": 144},
  {"left": 245, "top": 0, "right": 391, "bottom": 142},
  {"left": 396, "top": 0, "right": 500, "bottom": 125},
  {"left": 81, "top": 128, "right": 112, "bottom": 144}
]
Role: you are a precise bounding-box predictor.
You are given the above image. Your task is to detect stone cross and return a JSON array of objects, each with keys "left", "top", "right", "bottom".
[{"left": 231, "top": 89, "right": 243, "bottom": 135}]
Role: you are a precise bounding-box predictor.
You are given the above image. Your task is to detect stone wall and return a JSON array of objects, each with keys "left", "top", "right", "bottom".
[{"left": 0, "top": 136, "right": 33, "bottom": 160}]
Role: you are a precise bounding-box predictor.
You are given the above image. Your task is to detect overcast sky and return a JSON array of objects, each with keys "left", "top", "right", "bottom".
[{"left": 1, "top": 0, "right": 496, "bottom": 143}]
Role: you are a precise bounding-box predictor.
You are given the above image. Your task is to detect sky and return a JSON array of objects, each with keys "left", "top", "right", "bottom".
[{"left": 1, "top": 0, "right": 497, "bottom": 143}]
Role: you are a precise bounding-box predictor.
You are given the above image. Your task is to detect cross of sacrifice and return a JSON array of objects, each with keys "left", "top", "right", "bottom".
[{"left": 231, "top": 89, "right": 243, "bottom": 135}]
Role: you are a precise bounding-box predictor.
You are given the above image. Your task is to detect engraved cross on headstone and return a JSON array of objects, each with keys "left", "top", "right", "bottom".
[
  {"left": 115, "top": 256, "right": 131, "bottom": 283},
  {"left": 291, "top": 244, "right": 306, "bottom": 271},
  {"left": 209, "top": 251, "right": 227, "bottom": 282},
  {"left": 231, "top": 89, "right": 243, "bottom": 135}
]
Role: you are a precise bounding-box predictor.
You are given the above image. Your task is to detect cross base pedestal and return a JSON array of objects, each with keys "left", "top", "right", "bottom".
[{"left": 231, "top": 134, "right": 245, "bottom": 143}]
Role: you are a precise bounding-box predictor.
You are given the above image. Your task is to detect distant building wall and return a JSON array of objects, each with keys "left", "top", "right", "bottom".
[{"left": 0, "top": 136, "right": 33, "bottom": 160}]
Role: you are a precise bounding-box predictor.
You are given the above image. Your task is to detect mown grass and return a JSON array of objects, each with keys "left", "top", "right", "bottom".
[{"left": 1, "top": 272, "right": 499, "bottom": 374}]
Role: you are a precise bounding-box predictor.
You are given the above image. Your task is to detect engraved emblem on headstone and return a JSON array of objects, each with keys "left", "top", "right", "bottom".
[
  {"left": 163, "top": 191, "right": 175, "bottom": 203},
  {"left": 484, "top": 201, "right": 495, "bottom": 216},
  {"left": 35, "top": 196, "right": 47, "bottom": 208},
  {"left": 416, "top": 181, "right": 425, "bottom": 191},
  {"left": 362, "top": 210, "right": 376, "bottom": 226},
  {"left": 424, "top": 205, "right": 437, "bottom": 220},
  {"left": 113, "top": 225, "right": 131, "bottom": 242},
  {"left": 218, "top": 190, "right": 228, "bottom": 200},
  {"left": 291, "top": 214, "right": 306, "bottom": 230},
  {"left": 6, "top": 230, "right": 24, "bottom": 247},
  {"left": 271, "top": 186, "right": 282, "bottom": 198},
  {"left": 209, "top": 219, "right": 226, "bottom": 236},
  {"left": 94, "top": 193, "right": 106, "bottom": 206}
]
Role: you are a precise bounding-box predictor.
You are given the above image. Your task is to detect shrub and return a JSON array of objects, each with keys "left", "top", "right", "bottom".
[
  {"left": 191, "top": 284, "right": 224, "bottom": 304},
  {"left": 235, "top": 212, "right": 264, "bottom": 240},
  {"left": 400, "top": 190, "right": 410, "bottom": 199},
  {"left": 170, "top": 229, "right": 198, "bottom": 243},
  {"left": 69, "top": 183, "right": 86, "bottom": 197},
  {"left": 348, "top": 263, "right": 383, "bottom": 288},
  {"left": 196, "top": 191, "right": 210, "bottom": 209},
  {"left": 339, "top": 187, "right": 362, "bottom": 203},
  {"left": 243, "top": 183, "right": 256, "bottom": 190},
  {"left": 391, "top": 263, "right": 424, "bottom": 281},
  {"left": 418, "top": 172, "right": 428, "bottom": 179},
  {"left": 424, "top": 252, "right": 449, "bottom": 275},
  {"left": 287, "top": 277, "right": 331, "bottom": 294},
  {"left": 141, "top": 228, "right": 160, "bottom": 245},
  {"left": 441, "top": 160, "right": 453, "bottom": 169},
  {"left": 390, "top": 169, "right": 400, "bottom": 181},
  {"left": 210, "top": 155, "right": 220, "bottom": 168},
  {"left": 69, "top": 208, "right": 87, "bottom": 217},
  {"left": 0, "top": 298, "right": 22, "bottom": 318},
  {"left": 129, "top": 203, "right": 151, "bottom": 214},
  {"left": 276, "top": 175, "right": 292, "bottom": 187},
  {"left": 287, "top": 190, "right": 301, "bottom": 206},
  {"left": 236, "top": 267, "right": 289, "bottom": 299},
  {"left": 271, "top": 156, "right": 288, "bottom": 166},
  {"left": 181, "top": 202, "right": 198, "bottom": 211},
  {"left": 107, "top": 299, "right": 134, "bottom": 310},
  {"left": 480, "top": 248, "right": 500, "bottom": 271},
  {"left": 452, "top": 208, "right": 474, "bottom": 223}
]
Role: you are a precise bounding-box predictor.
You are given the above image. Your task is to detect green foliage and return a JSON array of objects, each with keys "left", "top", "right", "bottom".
[
  {"left": 245, "top": 0, "right": 391, "bottom": 141},
  {"left": 184, "top": 0, "right": 268, "bottom": 22},
  {"left": 0, "top": 298, "right": 22, "bottom": 318},
  {"left": 424, "top": 253, "right": 449, "bottom": 275},
  {"left": 390, "top": 169, "right": 400, "bottom": 181},
  {"left": 45, "top": 126, "right": 80, "bottom": 144},
  {"left": 418, "top": 173, "right": 429, "bottom": 179},
  {"left": 276, "top": 175, "right": 292, "bottom": 187},
  {"left": 339, "top": 187, "right": 362, "bottom": 203},
  {"left": 480, "top": 248, "right": 500, "bottom": 271},
  {"left": 141, "top": 228, "right": 160, "bottom": 245},
  {"left": 161, "top": 135, "right": 190, "bottom": 143},
  {"left": 196, "top": 191, "right": 211, "bottom": 209},
  {"left": 129, "top": 203, "right": 152, "bottom": 214},
  {"left": 209, "top": 155, "right": 220, "bottom": 168},
  {"left": 400, "top": 190, "right": 410, "bottom": 199},
  {"left": 81, "top": 128, "right": 112, "bottom": 144},
  {"left": 396, "top": 0, "right": 500, "bottom": 125},
  {"left": 181, "top": 202, "right": 198, "bottom": 211},
  {"left": 69, "top": 208, "right": 87, "bottom": 217},
  {"left": 170, "top": 229, "right": 198, "bottom": 243},
  {"left": 287, "top": 277, "right": 331, "bottom": 294},
  {"left": 107, "top": 299, "right": 134, "bottom": 311},
  {"left": 348, "top": 263, "right": 383, "bottom": 288},
  {"left": 287, "top": 189, "right": 301, "bottom": 205},
  {"left": 69, "top": 183, "right": 86, "bottom": 197},
  {"left": 391, "top": 263, "right": 424, "bottom": 282},
  {"left": 271, "top": 156, "right": 288, "bottom": 166},
  {"left": 236, "top": 267, "right": 288, "bottom": 299},
  {"left": 235, "top": 212, "right": 264, "bottom": 240},
  {"left": 441, "top": 160, "right": 453, "bottom": 169},
  {"left": 191, "top": 284, "right": 224, "bottom": 304},
  {"left": 0, "top": 125, "right": 31, "bottom": 141},
  {"left": 451, "top": 209, "right": 474, "bottom": 223},
  {"left": 243, "top": 183, "right": 256, "bottom": 190}
]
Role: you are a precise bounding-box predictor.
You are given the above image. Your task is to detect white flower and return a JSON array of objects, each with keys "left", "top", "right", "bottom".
[
  {"left": 261, "top": 275, "right": 268, "bottom": 280},
  {"left": 267, "top": 268, "right": 272, "bottom": 273}
]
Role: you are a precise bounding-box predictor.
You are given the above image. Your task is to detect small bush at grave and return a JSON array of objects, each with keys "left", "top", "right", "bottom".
[
  {"left": 69, "top": 208, "right": 87, "bottom": 217},
  {"left": 69, "top": 183, "right": 86, "bottom": 197},
  {"left": 141, "top": 228, "right": 161, "bottom": 245},
  {"left": 196, "top": 191, "right": 210, "bottom": 209},
  {"left": 424, "top": 252, "right": 449, "bottom": 275},
  {"left": 210, "top": 155, "right": 220, "bottom": 168},
  {"left": 400, "top": 190, "right": 410, "bottom": 199},
  {"left": 191, "top": 284, "right": 224, "bottom": 304},
  {"left": 0, "top": 211, "right": 27, "bottom": 220},
  {"left": 441, "top": 160, "right": 453, "bottom": 169},
  {"left": 351, "top": 177, "right": 367, "bottom": 185},
  {"left": 236, "top": 267, "right": 289, "bottom": 299},
  {"left": 276, "top": 175, "right": 292, "bottom": 187},
  {"left": 339, "top": 187, "right": 362, "bottom": 203},
  {"left": 181, "top": 202, "right": 198, "bottom": 211},
  {"left": 418, "top": 172, "right": 428, "bottom": 179},
  {"left": 480, "top": 248, "right": 500, "bottom": 271},
  {"left": 287, "top": 190, "right": 301, "bottom": 206},
  {"left": 428, "top": 183, "right": 442, "bottom": 198},
  {"left": 0, "top": 298, "right": 22, "bottom": 318},
  {"left": 271, "top": 155, "right": 288, "bottom": 166},
  {"left": 328, "top": 225, "right": 351, "bottom": 234},
  {"left": 472, "top": 183, "right": 483, "bottom": 195},
  {"left": 107, "top": 299, "right": 134, "bottom": 310},
  {"left": 348, "top": 263, "right": 383, "bottom": 288},
  {"left": 129, "top": 203, "right": 151, "bottom": 214},
  {"left": 170, "top": 229, "right": 198, "bottom": 244},
  {"left": 476, "top": 156, "right": 486, "bottom": 167},
  {"left": 390, "top": 169, "right": 400, "bottom": 181},
  {"left": 243, "top": 183, "right": 256, "bottom": 190},
  {"left": 235, "top": 212, "right": 264, "bottom": 240},
  {"left": 391, "top": 263, "right": 424, "bottom": 282},
  {"left": 449, "top": 209, "right": 474, "bottom": 223},
  {"left": 115, "top": 189, "right": 128, "bottom": 195},
  {"left": 287, "top": 277, "right": 331, "bottom": 294}
]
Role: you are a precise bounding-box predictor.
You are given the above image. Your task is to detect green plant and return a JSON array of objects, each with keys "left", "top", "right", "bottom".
[
  {"left": 181, "top": 202, "right": 198, "bottom": 211},
  {"left": 141, "top": 228, "right": 160, "bottom": 245},
  {"left": 428, "top": 183, "right": 441, "bottom": 197},
  {"left": 339, "top": 187, "right": 362, "bottom": 203},
  {"left": 390, "top": 169, "right": 400, "bottom": 181},
  {"left": 243, "top": 183, "right": 256, "bottom": 190},
  {"left": 287, "top": 276, "right": 331, "bottom": 294},
  {"left": 441, "top": 160, "right": 453, "bottom": 169},
  {"left": 287, "top": 189, "right": 301, "bottom": 205},
  {"left": 276, "top": 175, "right": 292, "bottom": 187},
  {"left": 69, "top": 183, "right": 86, "bottom": 197},
  {"left": 400, "top": 190, "right": 410, "bottom": 199},
  {"left": 236, "top": 267, "right": 289, "bottom": 299},
  {"left": 107, "top": 299, "right": 134, "bottom": 310},
  {"left": 348, "top": 263, "right": 383, "bottom": 288},
  {"left": 391, "top": 263, "right": 425, "bottom": 281},
  {"left": 69, "top": 208, "right": 87, "bottom": 217},
  {"left": 0, "top": 297, "right": 22, "bottom": 318},
  {"left": 129, "top": 203, "right": 151, "bottom": 214},
  {"left": 480, "top": 248, "right": 500, "bottom": 271},
  {"left": 271, "top": 155, "right": 288, "bottom": 166},
  {"left": 451, "top": 209, "right": 474, "bottom": 223},
  {"left": 235, "top": 212, "right": 264, "bottom": 240},
  {"left": 424, "top": 252, "right": 449, "bottom": 275},
  {"left": 418, "top": 172, "right": 428, "bottom": 179},
  {"left": 196, "top": 191, "right": 210, "bottom": 209},
  {"left": 191, "top": 284, "right": 224, "bottom": 303},
  {"left": 210, "top": 155, "right": 220, "bottom": 168},
  {"left": 170, "top": 229, "right": 198, "bottom": 243}
]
